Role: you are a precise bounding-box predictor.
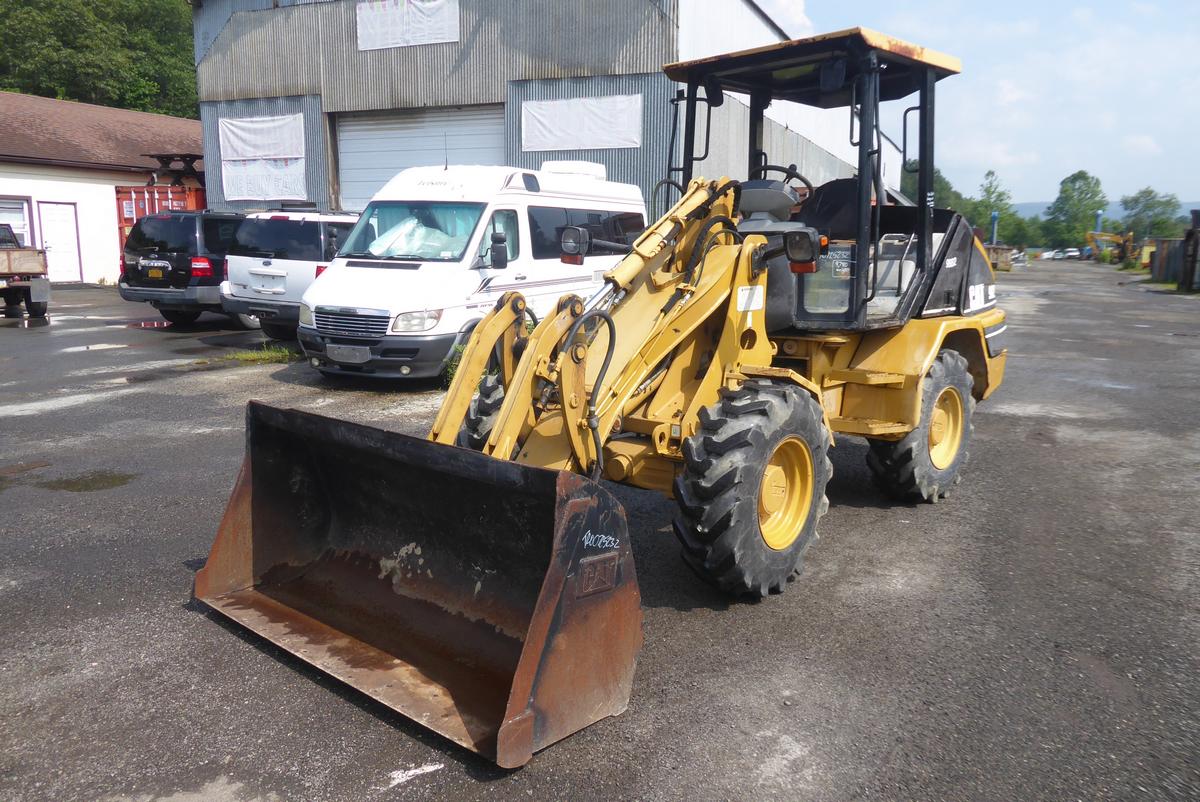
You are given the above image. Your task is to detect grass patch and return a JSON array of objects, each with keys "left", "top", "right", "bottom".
[
  {"left": 223, "top": 343, "right": 302, "bottom": 365},
  {"left": 442, "top": 343, "right": 467, "bottom": 386}
]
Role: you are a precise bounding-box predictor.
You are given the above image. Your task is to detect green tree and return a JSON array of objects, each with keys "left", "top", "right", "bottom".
[
  {"left": 969, "top": 170, "right": 1019, "bottom": 244},
  {"left": 900, "top": 160, "right": 970, "bottom": 214},
  {"left": 1044, "top": 170, "right": 1107, "bottom": 248},
  {"left": 0, "top": 0, "right": 196, "bottom": 118},
  {"left": 1120, "top": 188, "right": 1183, "bottom": 239}
]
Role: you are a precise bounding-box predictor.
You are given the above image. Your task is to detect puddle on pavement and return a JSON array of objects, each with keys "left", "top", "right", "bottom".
[
  {"left": 172, "top": 346, "right": 219, "bottom": 355},
  {"left": 124, "top": 320, "right": 173, "bottom": 329},
  {"left": 32, "top": 470, "right": 137, "bottom": 492},
  {"left": 0, "top": 317, "right": 52, "bottom": 329},
  {"left": 0, "top": 460, "right": 52, "bottom": 493}
]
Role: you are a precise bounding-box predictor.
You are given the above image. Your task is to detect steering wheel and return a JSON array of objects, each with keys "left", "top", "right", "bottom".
[{"left": 750, "top": 163, "right": 814, "bottom": 194}]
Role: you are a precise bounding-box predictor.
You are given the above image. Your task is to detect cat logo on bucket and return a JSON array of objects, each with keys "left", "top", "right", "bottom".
[{"left": 578, "top": 552, "right": 619, "bottom": 597}]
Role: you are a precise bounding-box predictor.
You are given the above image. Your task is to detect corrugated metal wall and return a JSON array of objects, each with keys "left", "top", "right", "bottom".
[
  {"left": 195, "top": 0, "right": 678, "bottom": 110},
  {"left": 506, "top": 74, "right": 677, "bottom": 206},
  {"left": 192, "top": 0, "right": 333, "bottom": 65},
  {"left": 700, "top": 97, "right": 857, "bottom": 189},
  {"left": 199, "top": 95, "right": 331, "bottom": 211}
]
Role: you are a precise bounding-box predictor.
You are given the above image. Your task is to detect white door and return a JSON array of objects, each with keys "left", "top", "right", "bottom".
[
  {"left": 337, "top": 105, "right": 506, "bottom": 211},
  {"left": 38, "top": 202, "right": 82, "bottom": 282}
]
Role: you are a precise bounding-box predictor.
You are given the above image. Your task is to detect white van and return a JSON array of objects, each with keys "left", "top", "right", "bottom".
[
  {"left": 297, "top": 164, "right": 646, "bottom": 378},
  {"left": 221, "top": 210, "right": 359, "bottom": 340}
]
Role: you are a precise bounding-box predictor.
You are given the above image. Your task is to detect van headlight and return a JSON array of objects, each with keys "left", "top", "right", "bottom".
[
  {"left": 299, "top": 303, "right": 314, "bottom": 326},
  {"left": 392, "top": 309, "right": 442, "bottom": 332}
]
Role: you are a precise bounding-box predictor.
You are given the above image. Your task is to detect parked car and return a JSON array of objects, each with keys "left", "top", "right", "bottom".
[
  {"left": 0, "top": 223, "right": 50, "bottom": 318},
  {"left": 297, "top": 164, "right": 647, "bottom": 378},
  {"left": 1062, "top": 247, "right": 1081, "bottom": 259},
  {"left": 119, "top": 211, "right": 256, "bottom": 327},
  {"left": 221, "top": 210, "right": 358, "bottom": 341}
]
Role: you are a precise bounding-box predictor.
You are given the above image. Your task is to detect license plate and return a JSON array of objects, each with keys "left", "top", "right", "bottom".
[
  {"left": 326, "top": 344, "right": 371, "bottom": 364},
  {"left": 252, "top": 275, "right": 285, "bottom": 293},
  {"left": 147, "top": 268, "right": 164, "bottom": 279},
  {"left": 0, "top": 279, "right": 7, "bottom": 289}
]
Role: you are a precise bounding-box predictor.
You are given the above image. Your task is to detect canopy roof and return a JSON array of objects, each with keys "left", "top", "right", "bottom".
[{"left": 663, "top": 27, "right": 961, "bottom": 109}]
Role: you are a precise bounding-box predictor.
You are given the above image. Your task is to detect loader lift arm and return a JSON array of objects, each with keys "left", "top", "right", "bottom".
[{"left": 433, "top": 179, "right": 822, "bottom": 490}]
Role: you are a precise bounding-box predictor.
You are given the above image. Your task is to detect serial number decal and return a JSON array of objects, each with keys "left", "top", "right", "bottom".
[
  {"left": 577, "top": 552, "right": 619, "bottom": 598},
  {"left": 582, "top": 529, "right": 620, "bottom": 549}
]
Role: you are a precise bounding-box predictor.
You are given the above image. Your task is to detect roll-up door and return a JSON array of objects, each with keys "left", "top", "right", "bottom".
[{"left": 336, "top": 105, "right": 506, "bottom": 210}]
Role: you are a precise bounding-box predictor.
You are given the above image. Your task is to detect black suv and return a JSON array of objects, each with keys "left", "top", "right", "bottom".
[{"left": 119, "top": 211, "right": 255, "bottom": 327}]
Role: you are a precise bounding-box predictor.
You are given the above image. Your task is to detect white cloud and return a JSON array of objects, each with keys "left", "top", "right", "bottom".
[
  {"left": 754, "top": 0, "right": 813, "bottom": 37},
  {"left": 996, "top": 79, "right": 1030, "bottom": 107},
  {"left": 1122, "top": 134, "right": 1163, "bottom": 156}
]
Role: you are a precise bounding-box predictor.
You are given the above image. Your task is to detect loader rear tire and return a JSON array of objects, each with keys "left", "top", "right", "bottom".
[
  {"left": 456, "top": 373, "right": 504, "bottom": 450},
  {"left": 673, "top": 381, "right": 832, "bottom": 598},
  {"left": 866, "top": 349, "right": 975, "bottom": 503}
]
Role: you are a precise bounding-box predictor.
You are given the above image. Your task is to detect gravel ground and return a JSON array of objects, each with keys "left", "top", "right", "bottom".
[{"left": 0, "top": 263, "right": 1196, "bottom": 801}]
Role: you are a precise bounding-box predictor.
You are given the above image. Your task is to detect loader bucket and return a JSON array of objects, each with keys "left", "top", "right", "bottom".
[{"left": 194, "top": 402, "right": 642, "bottom": 768}]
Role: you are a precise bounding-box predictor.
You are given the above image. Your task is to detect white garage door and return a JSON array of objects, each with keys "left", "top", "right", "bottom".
[{"left": 336, "top": 105, "right": 507, "bottom": 211}]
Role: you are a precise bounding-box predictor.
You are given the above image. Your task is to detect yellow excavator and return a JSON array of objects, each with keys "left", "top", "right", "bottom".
[
  {"left": 195, "top": 29, "right": 1007, "bottom": 768},
  {"left": 1085, "top": 230, "right": 1136, "bottom": 263}
]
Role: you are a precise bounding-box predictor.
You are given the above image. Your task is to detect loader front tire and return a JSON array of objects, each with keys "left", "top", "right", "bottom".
[
  {"left": 866, "top": 349, "right": 975, "bottom": 503},
  {"left": 673, "top": 381, "right": 832, "bottom": 598},
  {"left": 456, "top": 373, "right": 505, "bottom": 450}
]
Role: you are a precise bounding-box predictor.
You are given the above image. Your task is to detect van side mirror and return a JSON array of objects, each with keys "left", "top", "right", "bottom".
[
  {"left": 490, "top": 232, "right": 508, "bottom": 270},
  {"left": 560, "top": 226, "right": 590, "bottom": 265}
]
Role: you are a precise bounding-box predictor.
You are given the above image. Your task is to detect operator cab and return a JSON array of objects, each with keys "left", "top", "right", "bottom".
[{"left": 663, "top": 28, "right": 993, "bottom": 332}]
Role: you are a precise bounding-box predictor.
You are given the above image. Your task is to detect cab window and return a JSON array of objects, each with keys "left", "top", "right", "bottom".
[
  {"left": 527, "top": 207, "right": 644, "bottom": 260},
  {"left": 478, "top": 210, "right": 520, "bottom": 261},
  {"left": 324, "top": 222, "right": 356, "bottom": 260}
]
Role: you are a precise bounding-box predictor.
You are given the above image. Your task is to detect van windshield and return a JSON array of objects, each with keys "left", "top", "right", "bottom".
[{"left": 340, "top": 201, "right": 486, "bottom": 262}]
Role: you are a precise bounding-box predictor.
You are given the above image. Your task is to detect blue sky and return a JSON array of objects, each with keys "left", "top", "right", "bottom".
[{"left": 759, "top": 0, "right": 1200, "bottom": 203}]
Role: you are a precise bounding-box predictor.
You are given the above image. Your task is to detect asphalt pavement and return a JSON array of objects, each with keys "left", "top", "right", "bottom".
[{"left": 1, "top": 263, "right": 1197, "bottom": 801}]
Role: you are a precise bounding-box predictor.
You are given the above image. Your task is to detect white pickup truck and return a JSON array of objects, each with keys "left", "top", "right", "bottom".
[{"left": 0, "top": 223, "right": 50, "bottom": 318}]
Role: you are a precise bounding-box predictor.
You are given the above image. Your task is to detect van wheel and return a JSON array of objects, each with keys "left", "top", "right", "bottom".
[
  {"left": 160, "top": 310, "right": 201, "bottom": 325},
  {"left": 231, "top": 312, "right": 261, "bottom": 330}
]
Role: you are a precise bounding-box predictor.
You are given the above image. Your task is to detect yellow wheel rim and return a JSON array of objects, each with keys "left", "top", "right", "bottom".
[
  {"left": 928, "top": 386, "right": 964, "bottom": 470},
  {"left": 758, "top": 436, "right": 814, "bottom": 551}
]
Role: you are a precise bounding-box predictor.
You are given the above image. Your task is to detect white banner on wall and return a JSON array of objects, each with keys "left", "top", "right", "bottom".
[
  {"left": 218, "top": 114, "right": 307, "bottom": 201},
  {"left": 521, "top": 94, "right": 643, "bottom": 152},
  {"left": 221, "top": 158, "right": 307, "bottom": 201},
  {"left": 357, "top": 0, "right": 459, "bottom": 51}
]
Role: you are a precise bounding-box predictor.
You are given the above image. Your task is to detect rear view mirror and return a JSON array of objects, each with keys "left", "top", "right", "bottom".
[
  {"left": 560, "top": 226, "right": 590, "bottom": 265},
  {"left": 702, "top": 75, "right": 725, "bottom": 108},
  {"left": 784, "top": 229, "right": 819, "bottom": 263},
  {"left": 783, "top": 228, "right": 824, "bottom": 274},
  {"left": 490, "top": 232, "right": 508, "bottom": 270}
]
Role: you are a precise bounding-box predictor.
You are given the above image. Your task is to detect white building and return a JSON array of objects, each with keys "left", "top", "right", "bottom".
[
  {"left": 0, "top": 93, "right": 203, "bottom": 284},
  {"left": 192, "top": 0, "right": 900, "bottom": 214}
]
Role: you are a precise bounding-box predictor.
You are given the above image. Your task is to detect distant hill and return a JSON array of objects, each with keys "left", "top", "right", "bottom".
[{"left": 1012, "top": 201, "right": 1200, "bottom": 220}]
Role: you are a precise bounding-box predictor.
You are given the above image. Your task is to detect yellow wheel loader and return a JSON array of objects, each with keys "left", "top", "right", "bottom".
[{"left": 195, "top": 28, "right": 1007, "bottom": 768}]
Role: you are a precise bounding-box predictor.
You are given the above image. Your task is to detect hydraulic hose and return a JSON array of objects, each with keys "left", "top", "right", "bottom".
[{"left": 563, "top": 309, "right": 617, "bottom": 481}]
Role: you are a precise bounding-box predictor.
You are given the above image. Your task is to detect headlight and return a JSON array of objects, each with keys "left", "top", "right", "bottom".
[
  {"left": 391, "top": 309, "right": 442, "bottom": 332},
  {"left": 298, "top": 303, "right": 314, "bottom": 326}
]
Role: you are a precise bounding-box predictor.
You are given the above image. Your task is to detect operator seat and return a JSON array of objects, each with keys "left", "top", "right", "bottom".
[{"left": 795, "top": 178, "right": 860, "bottom": 239}]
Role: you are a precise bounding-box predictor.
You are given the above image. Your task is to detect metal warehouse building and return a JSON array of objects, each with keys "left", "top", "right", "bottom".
[{"left": 193, "top": 0, "right": 900, "bottom": 212}]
